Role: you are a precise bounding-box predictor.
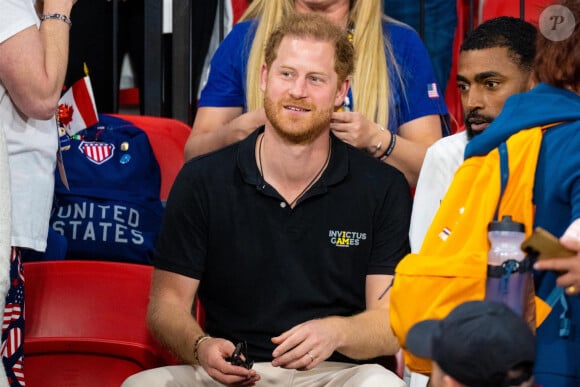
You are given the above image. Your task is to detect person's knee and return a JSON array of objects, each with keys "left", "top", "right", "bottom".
[
  {"left": 120, "top": 373, "right": 142, "bottom": 387},
  {"left": 122, "top": 365, "right": 208, "bottom": 386},
  {"left": 352, "top": 364, "right": 406, "bottom": 387},
  {"left": 120, "top": 367, "right": 173, "bottom": 387}
]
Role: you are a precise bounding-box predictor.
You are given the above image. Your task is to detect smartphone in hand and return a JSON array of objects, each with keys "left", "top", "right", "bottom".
[{"left": 521, "top": 227, "right": 576, "bottom": 260}]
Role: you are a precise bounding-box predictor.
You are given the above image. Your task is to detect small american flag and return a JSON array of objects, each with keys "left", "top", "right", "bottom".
[
  {"left": 13, "top": 357, "right": 25, "bottom": 385},
  {"left": 3, "top": 249, "right": 25, "bottom": 386},
  {"left": 1, "top": 327, "right": 22, "bottom": 358},
  {"left": 427, "top": 83, "right": 439, "bottom": 98},
  {"left": 2, "top": 304, "right": 21, "bottom": 330},
  {"left": 438, "top": 227, "right": 452, "bottom": 241}
]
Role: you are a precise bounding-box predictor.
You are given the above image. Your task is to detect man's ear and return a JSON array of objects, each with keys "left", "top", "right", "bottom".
[
  {"left": 260, "top": 63, "right": 268, "bottom": 93},
  {"left": 526, "top": 74, "right": 537, "bottom": 91},
  {"left": 335, "top": 77, "right": 350, "bottom": 108}
]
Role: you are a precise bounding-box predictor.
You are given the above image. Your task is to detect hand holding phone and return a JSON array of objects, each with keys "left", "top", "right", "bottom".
[{"left": 521, "top": 227, "right": 576, "bottom": 260}]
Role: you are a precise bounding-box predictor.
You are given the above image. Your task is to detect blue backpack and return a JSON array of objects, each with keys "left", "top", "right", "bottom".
[{"left": 50, "top": 114, "right": 164, "bottom": 264}]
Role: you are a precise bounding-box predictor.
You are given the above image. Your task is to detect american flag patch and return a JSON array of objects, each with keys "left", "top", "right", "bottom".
[
  {"left": 438, "top": 227, "right": 452, "bottom": 241},
  {"left": 79, "top": 141, "right": 115, "bottom": 165},
  {"left": 427, "top": 83, "right": 439, "bottom": 98}
]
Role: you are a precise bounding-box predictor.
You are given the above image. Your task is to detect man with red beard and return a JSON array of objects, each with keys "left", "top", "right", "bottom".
[
  {"left": 409, "top": 17, "right": 536, "bottom": 254},
  {"left": 122, "top": 12, "right": 411, "bottom": 387}
]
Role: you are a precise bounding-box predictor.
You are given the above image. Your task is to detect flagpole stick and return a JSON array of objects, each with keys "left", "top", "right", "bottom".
[{"left": 112, "top": 0, "right": 119, "bottom": 113}]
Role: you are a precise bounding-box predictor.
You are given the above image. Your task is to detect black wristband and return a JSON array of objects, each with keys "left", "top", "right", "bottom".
[{"left": 379, "top": 131, "right": 396, "bottom": 161}]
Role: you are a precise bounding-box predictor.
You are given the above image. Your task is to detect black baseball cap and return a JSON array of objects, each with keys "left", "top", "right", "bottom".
[{"left": 405, "top": 301, "right": 535, "bottom": 387}]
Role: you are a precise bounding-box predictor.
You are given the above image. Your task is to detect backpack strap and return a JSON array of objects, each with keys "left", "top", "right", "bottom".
[
  {"left": 545, "top": 286, "right": 564, "bottom": 306},
  {"left": 493, "top": 142, "right": 509, "bottom": 221},
  {"left": 543, "top": 286, "right": 571, "bottom": 337}
]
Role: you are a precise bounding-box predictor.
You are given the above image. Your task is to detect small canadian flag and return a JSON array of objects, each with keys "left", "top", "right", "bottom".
[{"left": 57, "top": 64, "right": 98, "bottom": 136}]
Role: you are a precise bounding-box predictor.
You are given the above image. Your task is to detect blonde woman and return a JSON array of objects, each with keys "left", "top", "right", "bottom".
[{"left": 185, "top": 0, "right": 448, "bottom": 186}]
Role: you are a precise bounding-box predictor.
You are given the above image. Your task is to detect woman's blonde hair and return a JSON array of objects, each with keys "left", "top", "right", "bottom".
[{"left": 240, "top": 0, "right": 401, "bottom": 129}]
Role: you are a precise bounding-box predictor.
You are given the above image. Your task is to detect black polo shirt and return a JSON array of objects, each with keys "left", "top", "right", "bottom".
[{"left": 155, "top": 128, "right": 411, "bottom": 362}]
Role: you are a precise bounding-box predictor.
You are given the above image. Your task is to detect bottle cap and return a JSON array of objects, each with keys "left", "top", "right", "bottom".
[{"left": 488, "top": 215, "right": 525, "bottom": 232}]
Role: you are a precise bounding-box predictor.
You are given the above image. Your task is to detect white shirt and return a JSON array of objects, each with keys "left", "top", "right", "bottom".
[
  {"left": 0, "top": 0, "right": 58, "bottom": 251},
  {"left": 409, "top": 131, "right": 468, "bottom": 252}
]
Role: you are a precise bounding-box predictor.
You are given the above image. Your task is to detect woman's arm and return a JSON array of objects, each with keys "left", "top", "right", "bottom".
[{"left": 0, "top": 0, "right": 75, "bottom": 119}]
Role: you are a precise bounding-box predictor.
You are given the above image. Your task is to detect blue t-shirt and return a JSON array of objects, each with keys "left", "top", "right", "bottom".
[{"left": 199, "top": 19, "right": 448, "bottom": 133}]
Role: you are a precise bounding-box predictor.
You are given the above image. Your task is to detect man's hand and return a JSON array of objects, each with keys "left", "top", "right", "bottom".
[
  {"left": 270, "top": 318, "right": 341, "bottom": 370},
  {"left": 197, "top": 337, "right": 260, "bottom": 386}
]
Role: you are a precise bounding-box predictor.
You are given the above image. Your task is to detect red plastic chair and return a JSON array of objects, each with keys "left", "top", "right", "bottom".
[
  {"left": 111, "top": 114, "right": 191, "bottom": 201},
  {"left": 481, "top": 0, "right": 552, "bottom": 26},
  {"left": 444, "top": 0, "right": 471, "bottom": 134},
  {"left": 24, "top": 260, "right": 177, "bottom": 387}
]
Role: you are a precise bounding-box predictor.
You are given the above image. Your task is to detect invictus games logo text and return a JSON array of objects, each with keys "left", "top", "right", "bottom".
[{"left": 329, "top": 230, "right": 367, "bottom": 247}]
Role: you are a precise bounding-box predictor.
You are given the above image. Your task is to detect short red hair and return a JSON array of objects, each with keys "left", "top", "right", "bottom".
[{"left": 534, "top": 0, "right": 580, "bottom": 92}]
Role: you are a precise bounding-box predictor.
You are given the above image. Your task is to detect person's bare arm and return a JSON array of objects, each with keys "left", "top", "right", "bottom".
[
  {"left": 386, "top": 114, "right": 442, "bottom": 186},
  {"left": 330, "top": 274, "right": 399, "bottom": 359},
  {"left": 147, "top": 269, "right": 204, "bottom": 364},
  {"left": 331, "top": 111, "right": 442, "bottom": 187},
  {"left": 270, "top": 274, "right": 398, "bottom": 369},
  {"left": 0, "top": 0, "right": 75, "bottom": 119},
  {"left": 184, "top": 107, "right": 266, "bottom": 160},
  {"left": 147, "top": 269, "right": 259, "bottom": 384}
]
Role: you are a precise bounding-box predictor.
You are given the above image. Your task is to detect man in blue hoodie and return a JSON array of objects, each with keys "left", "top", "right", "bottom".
[{"left": 465, "top": 1, "right": 580, "bottom": 385}]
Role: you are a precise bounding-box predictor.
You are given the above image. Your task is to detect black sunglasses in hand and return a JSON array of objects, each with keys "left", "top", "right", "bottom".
[{"left": 226, "top": 341, "right": 254, "bottom": 370}]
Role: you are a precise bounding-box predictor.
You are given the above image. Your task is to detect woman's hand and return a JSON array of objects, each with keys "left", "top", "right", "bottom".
[{"left": 331, "top": 111, "right": 386, "bottom": 156}]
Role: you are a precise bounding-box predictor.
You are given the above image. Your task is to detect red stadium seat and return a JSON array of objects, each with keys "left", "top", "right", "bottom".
[
  {"left": 481, "top": 0, "right": 552, "bottom": 26},
  {"left": 111, "top": 114, "right": 191, "bottom": 201},
  {"left": 24, "top": 260, "right": 177, "bottom": 387}
]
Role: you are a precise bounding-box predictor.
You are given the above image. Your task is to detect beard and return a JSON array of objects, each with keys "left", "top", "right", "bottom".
[
  {"left": 264, "top": 95, "right": 333, "bottom": 145},
  {"left": 464, "top": 110, "right": 495, "bottom": 140}
]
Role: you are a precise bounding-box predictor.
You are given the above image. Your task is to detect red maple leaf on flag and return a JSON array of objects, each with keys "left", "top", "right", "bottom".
[{"left": 58, "top": 103, "right": 75, "bottom": 126}]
